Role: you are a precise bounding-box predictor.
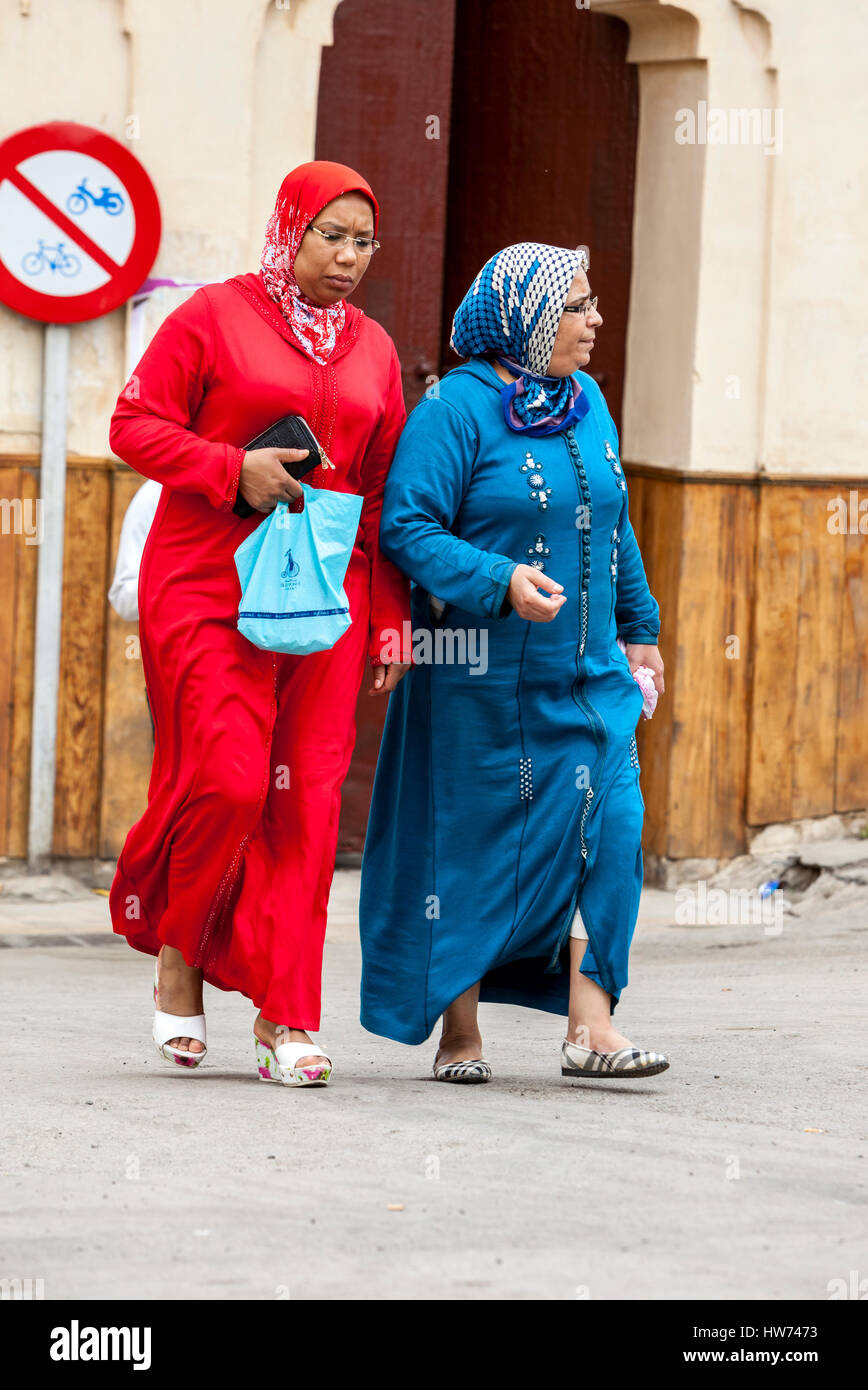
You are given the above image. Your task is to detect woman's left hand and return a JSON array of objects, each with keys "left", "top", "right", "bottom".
[
  {"left": 369, "top": 662, "right": 410, "bottom": 696},
  {"left": 624, "top": 644, "right": 665, "bottom": 696}
]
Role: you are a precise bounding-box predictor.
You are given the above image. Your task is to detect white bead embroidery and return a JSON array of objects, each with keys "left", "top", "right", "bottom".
[
  {"left": 579, "top": 785, "right": 594, "bottom": 858},
  {"left": 579, "top": 589, "right": 589, "bottom": 656},
  {"left": 519, "top": 756, "right": 534, "bottom": 801}
]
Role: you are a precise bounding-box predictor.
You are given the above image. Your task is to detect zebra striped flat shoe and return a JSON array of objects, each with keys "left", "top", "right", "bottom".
[
  {"left": 561, "top": 1038, "right": 669, "bottom": 1079},
  {"left": 433, "top": 1058, "right": 492, "bottom": 1084}
]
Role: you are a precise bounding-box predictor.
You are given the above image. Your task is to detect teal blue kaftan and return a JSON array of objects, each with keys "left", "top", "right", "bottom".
[{"left": 358, "top": 358, "right": 660, "bottom": 1044}]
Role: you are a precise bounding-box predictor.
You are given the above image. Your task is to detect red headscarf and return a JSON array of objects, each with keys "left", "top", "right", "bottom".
[{"left": 260, "top": 160, "right": 379, "bottom": 365}]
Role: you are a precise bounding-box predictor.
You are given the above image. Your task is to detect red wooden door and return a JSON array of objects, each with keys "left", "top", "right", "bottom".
[
  {"left": 316, "top": 0, "right": 456, "bottom": 412},
  {"left": 316, "top": 0, "right": 456, "bottom": 853},
  {"left": 439, "top": 0, "right": 638, "bottom": 427},
  {"left": 316, "top": 0, "right": 637, "bottom": 854}
]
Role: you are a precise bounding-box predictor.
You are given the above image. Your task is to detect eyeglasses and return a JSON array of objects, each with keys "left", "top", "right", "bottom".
[
  {"left": 307, "top": 224, "right": 380, "bottom": 256},
  {"left": 562, "top": 296, "right": 598, "bottom": 317}
]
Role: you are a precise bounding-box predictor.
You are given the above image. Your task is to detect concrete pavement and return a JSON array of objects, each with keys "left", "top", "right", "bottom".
[{"left": 1, "top": 866, "right": 866, "bottom": 1300}]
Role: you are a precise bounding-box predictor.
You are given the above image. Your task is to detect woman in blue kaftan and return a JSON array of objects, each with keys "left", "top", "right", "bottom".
[{"left": 359, "top": 243, "right": 670, "bottom": 1083}]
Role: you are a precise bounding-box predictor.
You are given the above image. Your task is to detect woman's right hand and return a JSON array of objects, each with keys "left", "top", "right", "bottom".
[
  {"left": 507, "top": 564, "right": 566, "bottom": 622},
  {"left": 238, "top": 448, "right": 309, "bottom": 513}
]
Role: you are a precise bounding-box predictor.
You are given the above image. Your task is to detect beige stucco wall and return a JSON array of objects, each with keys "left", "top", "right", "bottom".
[
  {"left": 0, "top": 0, "right": 340, "bottom": 458},
  {"left": 0, "top": 0, "right": 865, "bottom": 476},
  {"left": 596, "top": 0, "right": 867, "bottom": 477},
  {"left": 754, "top": 0, "right": 867, "bottom": 475}
]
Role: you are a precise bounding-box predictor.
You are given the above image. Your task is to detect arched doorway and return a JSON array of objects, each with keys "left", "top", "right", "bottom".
[
  {"left": 316, "top": 0, "right": 638, "bottom": 852},
  {"left": 439, "top": 0, "right": 637, "bottom": 423}
]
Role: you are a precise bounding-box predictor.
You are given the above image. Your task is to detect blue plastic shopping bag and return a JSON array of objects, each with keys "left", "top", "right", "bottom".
[{"left": 234, "top": 483, "right": 363, "bottom": 655}]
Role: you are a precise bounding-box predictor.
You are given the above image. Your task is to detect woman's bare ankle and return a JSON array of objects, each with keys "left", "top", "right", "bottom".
[
  {"left": 254, "top": 1015, "right": 320, "bottom": 1064},
  {"left": 155, "top": 947, "right": 204, "bottom": 1052},
  {"left": 567, "top": 1019, "right": 633, "bottom": 1052},
  {"left": 156, "top": 947, "right": 203, "bottom": 1006},
  {"left": 436, "top": 1027, "right": 483, "bottom": 1064}
]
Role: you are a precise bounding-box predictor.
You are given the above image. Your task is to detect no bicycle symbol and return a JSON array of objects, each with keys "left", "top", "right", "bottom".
[{"left": 0, "top": 122, "right": 161, "bottom": 324}]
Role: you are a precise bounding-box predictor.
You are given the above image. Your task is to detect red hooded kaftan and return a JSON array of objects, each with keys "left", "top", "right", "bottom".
[{"left": 107, "top": 268, "right": 409, "bottom": 1027}]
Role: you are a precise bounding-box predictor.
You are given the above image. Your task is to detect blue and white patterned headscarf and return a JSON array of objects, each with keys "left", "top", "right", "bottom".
[{"left": 450, "top": 242, "right": 592, "bottom": 436}]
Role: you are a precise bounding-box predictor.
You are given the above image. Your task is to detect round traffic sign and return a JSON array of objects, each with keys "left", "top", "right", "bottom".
[{"left": 0, "top": 122, "right": 161, "bottom": 324}]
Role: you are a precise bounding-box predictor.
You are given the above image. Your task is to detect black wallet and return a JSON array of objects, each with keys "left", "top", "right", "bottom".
[{"left": 232, "top": 413, "right": 325, "bottom": 518}]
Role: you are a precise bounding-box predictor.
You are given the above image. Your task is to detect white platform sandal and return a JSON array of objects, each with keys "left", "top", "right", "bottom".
[
  {"left": 152, "top": 963, "right": 207, "bottom": 1069},
  {"left": 254, "top": 1033, "right": 332, "bottom": 1087}
]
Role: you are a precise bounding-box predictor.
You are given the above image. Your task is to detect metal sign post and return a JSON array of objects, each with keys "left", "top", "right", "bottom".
[
  {"left": 0, "top": 121, "right": 161, "bottom": 866},
  {"left": 27, "top": 322, "right": 70, "bottom": 866}
]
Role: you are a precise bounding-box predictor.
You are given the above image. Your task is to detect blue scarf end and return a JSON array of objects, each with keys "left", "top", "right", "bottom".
[{"left": 496, "top": 356, "right": 591, "bottom": 436}]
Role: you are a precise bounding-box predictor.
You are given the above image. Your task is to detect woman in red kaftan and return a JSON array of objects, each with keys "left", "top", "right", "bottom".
[{"left": 108, "top": 162, "right": 410, "bottom": 1084}]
